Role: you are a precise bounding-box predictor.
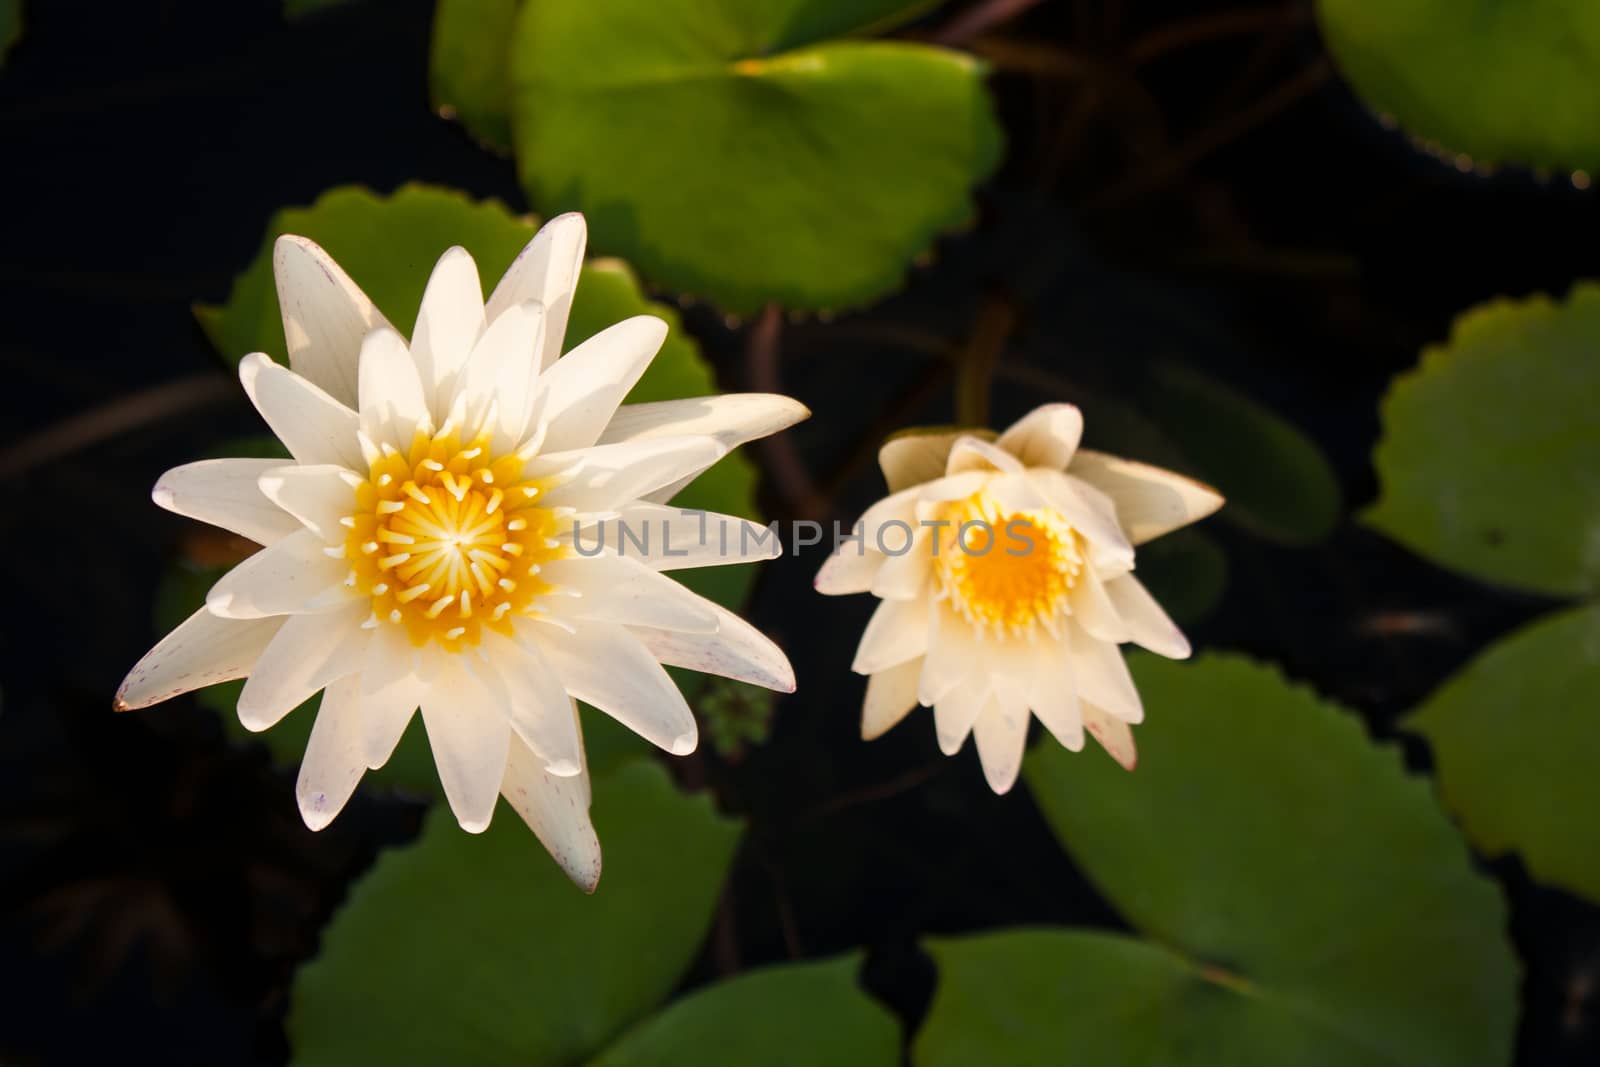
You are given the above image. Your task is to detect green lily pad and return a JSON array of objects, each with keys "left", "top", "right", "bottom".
[
  {"left": 1367, "top": 285, "right": 1600, "bottom": 598},
  {"left": 504, "top": 0, "right": 1002, "bottom": 313},
  {"left": 590, "top": 955, "right": 899, "bottom": 1066},
  {"left": 289, "top": 759, "right": 742, "bottom": 1065},
  {"left": 1317, "top": 0, "right": 1600, "bottom": 173},
  {"left": 1409, "top": 603, "right": 1600, "bottom": 902},
  {"left": 967, "top": 654, "right": 1518, "bottom": 1067},
  {"left": 1143, "top": 362, "right": 1340, "bottom": 544},
  {"left": 197, "top": 182, "right": 761, "bottom": 606},
  {"left": 430, "top": 0, "right": 521, "bottom": 152}
]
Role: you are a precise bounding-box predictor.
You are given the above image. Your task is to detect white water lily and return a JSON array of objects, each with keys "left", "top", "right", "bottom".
[
  {"left": 116, "top": 214, "right": 805, "bottom": 889},
  {"left": 815, "top": 405, "right": 1222, "bottom": 792}
]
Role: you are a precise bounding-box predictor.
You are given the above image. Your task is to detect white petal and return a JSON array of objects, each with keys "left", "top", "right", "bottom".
[
  {"left": 273, "top": 235, "right": 390, "bottom": 407},
  {"left": 452, "top": 298, "right": 545, "bottom": 449},
  {"left": 599, "top": 393, "right": 810, "bottom": 450},
  {"left": 485, "top": 213, "right": 586, "bottom": 372},
  {"left": 115, "top": 610, "right": 284, "bottom": 711},
  {"left": 152, "top": 458, "right": 304, "bottom": 545},
  {"left": 236, "top": 603, "right": 367, "bottom": 731},
  {"left": 1065, "top": 623, "right": 1144, "bottom": 725},
  {"left": 1029, "top": 640, "right": 1084, "bottom": 751},
  {"left": 814, "top": 544, "right": 888, "bottom": 596},
  {"left": 411, "top": 246, "right": 487, "bottom": 420},
  {"left": 1068, "top": 449, "right": 1224, "bottom": 544},
  {"left": 205, "top": 529, "right": 352, "bottom": 619},
  {"left": 567, "top": 503, "right": 781, "bottom": 570},
  {"left": 296, "top": 674, "right": 367, "bottom": 831},
  {"left": 628, "top": 602, "right": 795, "bottom": 693},
  {"left": 539, "top": 316, "right": 668, "bottom": 453},
  {"left": 542, "top": 554, "right": 718, "bottom": 633},
  {"left": 601, "top": 393, "right": 811, "bottom": 505},
  {"left": 360, "top": 627, "right": 426, "bottom": 768},
  {"left": 869, "top": 526, "right": 931, "bottom": 600},
  {"left": 855, "top": 486, "right": 922, "bottom": 548},
  {"left": 947, "top": 435, "right": 1023, "bottom": 475},
  {"left": 986, "top": 635, "right": 1039, "bottom": 714},
  {"left": 1084, "top": 701, "right": 1138, "bottom": 770},
  {"left": 530, "top": 620, "right": 698, "bottom": 754},
  {"left": 238, "top": 353, "right": 365, "bottom": 471},
  {"left": 915, "top": 470, "right": 991, "bottom": 503},
  {"left": 1068, "top": 564, "right": 1131, "bottom": 644},
  {"left": 533, "top": 436, "right": 726, "bottom": 513},
  {"left": 257, "top": 464, "right": 358, "bottom": 542},
  {"left": 421, "top": 657, "right": 511, "bottom": 833},
  {"left": 918, "top": 603, "right": 977, "bottom": 706},
  {"left": 933, "top": 675, "right": 988, "bottom": 755},
  {"left": 851, "top": 596, "right": 930, "bottom": 675},
  {"left": 862, "top": 657, "right": 922, "bottom": 740},
  {"left": 483, "top": 633, "right": 583, "bottom": 775},
  {"left": 972, "top": 696, "right": 1029, "bottom": 794},
  {"left": 1105, "top": 575, "right": 1191, "bottom": 659},
  {"left": 996, "top": 404, "right": 1084, "bottom": 470},
  {"left": 879, "top": 431, "right": 963, "bottom": 493},
  {"left": 501, "top": 729, "right": 602, "bottom": 891},
  {"left": 1029, "top": 468, "right": 1135, "bottom": 572},
  {"left": 358, "top": 326, "right": 432, "bottom": 450}
]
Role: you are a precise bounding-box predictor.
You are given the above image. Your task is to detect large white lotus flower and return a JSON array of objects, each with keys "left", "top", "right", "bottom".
[
  {"left": 116, "top": 214, "right": 805, "bottom": 889},
  {"left": 815, "top": 405, "right": 1222, "bottom": 792}
]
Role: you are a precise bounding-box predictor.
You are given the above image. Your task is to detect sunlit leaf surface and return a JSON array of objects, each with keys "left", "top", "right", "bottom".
[
  {"left": 920, "top": 655, "right": 1519, "bottom": 1066},
  {"left": 1367, "top": 285, "right": 1600, "bottom": 597},
  {"left": 289, "top": 760, "right": 741, "bottom": 1065},
  {"left": 499, "top": 0, "right": 1002, "bottom": 312},
  {"left": 1409, "top": 604, "right": 1600, "bottom": 902},
  {"left": 1318, "top": 0, "right": 1600, "bottom": 172},
  {"left": 590, "top": 955, "right": 899, "bottom": 1066}
]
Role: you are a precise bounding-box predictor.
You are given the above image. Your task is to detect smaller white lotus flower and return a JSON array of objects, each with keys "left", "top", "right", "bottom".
[
  {"left": 117, "top": 214, "right": 806, "bottom": 889},
  {"left": 815, "top": 405, "right": 1223, "bottom": 792}
]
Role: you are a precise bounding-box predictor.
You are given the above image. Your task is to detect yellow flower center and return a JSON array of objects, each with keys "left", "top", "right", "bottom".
[
  {"left": 344, "top": 431, "right": 564, "bottom": 649},
  {"left": 934, "top": 491, "right": 1083, "bottom": 638}
]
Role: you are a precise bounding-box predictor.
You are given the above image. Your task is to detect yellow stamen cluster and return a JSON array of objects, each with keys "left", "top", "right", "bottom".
[
  {"left": 934, "top": 491, "right": 1082, "bottom": 638},
  {"left": 343, "top": 431, "right": 564, "bottom": 649}
]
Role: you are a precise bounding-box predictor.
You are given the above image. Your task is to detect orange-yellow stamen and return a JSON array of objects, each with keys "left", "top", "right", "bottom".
[
  {"left": 934, "top": 491, "right": 1082, "bottom": 638},
  {"left": 342, "top": 430, "right": 564, "bottom": 649}
]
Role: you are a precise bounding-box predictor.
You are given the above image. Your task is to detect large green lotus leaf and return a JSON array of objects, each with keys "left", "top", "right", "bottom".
[
  {"left": 589, "top": 955, "right": 899, "bottom": 1066},
  {"left": 1366, "top": 285, "right": 1600, "bottom": 598},
  {"left": 922, "top": 929, "right": 1396, "bottom": 1067},
  {"left": 196, "top": 182, "right": 761, "bottom": 606},
  {"left": 1317, "top": 0, "right": 1600, "bottom": 172},
  {"left": 430, "top": 0, "right": 521, "bottom": 152},
  {"left": 289, "top": 760, "right": 741, "bottom": 1065},
  {"left": 506, "top": 0, "right": 1002, "bottom": 313},
  {"left": 1005, "top": 654, "right": 1516, "bottom": 1067},
  {"left": 1143, "top": 362, "right": 1340, "bottom": 544},
  {"left": 431, "top": 0, "right": 942, "bottom": 153},
  {"left": 1409, "top": 603, "right": 1600, "bottom": 902}
]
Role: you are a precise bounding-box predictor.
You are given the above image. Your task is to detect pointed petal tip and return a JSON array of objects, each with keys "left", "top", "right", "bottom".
[
  {"left": 298, "top": 803, "right": 336, "bottom": 833},
  {"left": 458, "top": 813, "right": 493, "bottom": 834},
  {"left": 670, "top": 732, "right": 698, "bottom": 756}
]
